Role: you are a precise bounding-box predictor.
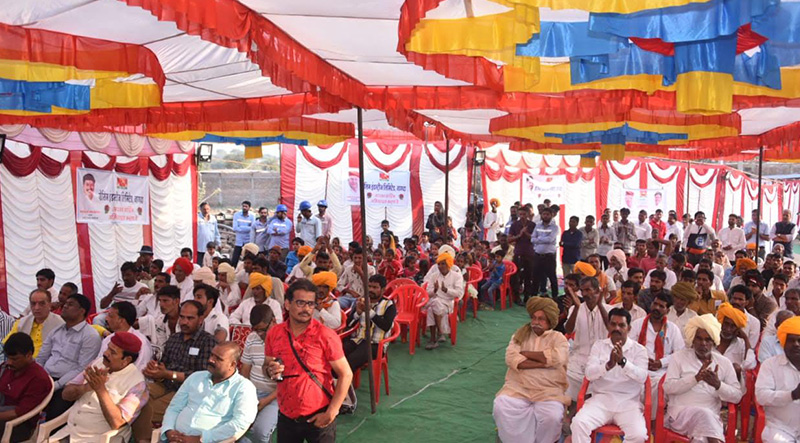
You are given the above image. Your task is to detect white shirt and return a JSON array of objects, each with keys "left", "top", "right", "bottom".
[
  {"left": 635, "top": 221, "right": 653, "bottom": 241},
  {"left": 135, "top": 293, "right": 158, "bottom": 318},
  {"left": 337, "top": 264, "right": 376, "bottom": 299},
  {"left": 667, "top": 307, "right": 698, "bottom": 338},
  {"left": 229, "top": 297, "right": 283, "bottom": 326},
  {"left": 744, "top": 311, "right": 761, "bottom": 349},
  {"left": 644, "top": 268, "right": 677, "bottom": 290},
  {"left": 203, "top": 309, "right": 230, "bottom": 341},
  {"left": 682, "top": 223, "right": 717, "bottom": 250},
  {"left": 483, "top": 210, "right": 503, "bottom": 243},
  {"left": 597, "top": 225, "right": 616, "bottom": 256},
  {"left": 613, "top": 302, "right": 647, "bottom": 323},
  {"left": 98, "top": 329, "right": 153, "bottom": 371},
  {"left": 717, "top": 337, "right": 756, "bottom": 371},
  {"left": 173, "top": 277, "right": 194, "bottom": 303},
  {"left": 667, "top": 222, "right": 684, "bottom": 242},
  {"left": 757, "top": 334, "right": 784, "bottom": 363},
  {"left": 313, "top": 299, "right": 342, "bottom": 330},
  {"left": 755, "top": 354, "right": 800, "bottom": 436},
  {"left": 584, "top": 338, "right": 649, "bottom": 412},
  {"left": 111, "top": 281, "right": 148, "bottom": 303},
  {"left": 744, "top": 221, "right": 771, "bottom": 250},
  {"left": 607, "top": 266, "right": 629, "bottom": 288},
  {"left": 663, "top": 348, "right": 743, "bottom": 419},
  {"left": 628, "top": 317, "right": 685, "bottom": 370},
  {"left": 719, "top": 226, "right": 747, "bottom": 261},
  {"left": 568, "top": 303, "right": 609, "bottom": 364}
]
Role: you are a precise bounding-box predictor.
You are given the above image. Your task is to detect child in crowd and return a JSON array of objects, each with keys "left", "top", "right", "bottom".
[
  {"left": 285, "top": 237, "right": 304, "bottom": 272},
  {"left": 402, "top": 255, "right": 418, "bottom": 279},
  {"left": 415, "top": 259, "right": 430, "bottom": 285},
  {"left": 378, "top": 248, "right": 401, "bottom": 282},
  {"left": 419, "top": 232, "right": 431, "bottom": 252},
  {"left": 479, "top": 250, "right": 506, "bottom": 310},
  {"left": 203, "top": 241, "right": 221, "bottom": 269}
]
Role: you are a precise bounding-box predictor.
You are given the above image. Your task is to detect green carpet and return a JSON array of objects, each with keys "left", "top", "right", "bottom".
[{"left": 336, "top": 307, "right": 530, "bottom": 443}]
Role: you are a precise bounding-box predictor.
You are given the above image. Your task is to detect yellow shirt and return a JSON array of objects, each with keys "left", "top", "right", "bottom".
[
  {"left": 4, "top": 320, "right": 45, "bottom": 358},
  {"left": 689, "top": 290, "right": 728, "bottom": 316},
  {"left": 497, "top": 329, "right": 570, "bottom": 405}
]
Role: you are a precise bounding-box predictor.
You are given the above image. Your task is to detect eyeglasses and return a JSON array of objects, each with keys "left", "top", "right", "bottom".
[{"left": 292, "top": 299, "right": 316, "bottom": 308}]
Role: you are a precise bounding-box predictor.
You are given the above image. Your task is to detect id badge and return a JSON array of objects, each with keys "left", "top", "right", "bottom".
[{"left": 189, "top": 347, "right": 200, "bottom": 356}]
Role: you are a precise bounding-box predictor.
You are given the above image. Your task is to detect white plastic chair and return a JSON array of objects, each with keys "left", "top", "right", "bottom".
[
  {"left": 2, "top": 376, "right": 54, "bottom": 443},
  {"left": 150, "top": 427, "right": 236, "bottom": 442},
  {"left": 36, "top": 407, "right": 128, "bottom": 443}
]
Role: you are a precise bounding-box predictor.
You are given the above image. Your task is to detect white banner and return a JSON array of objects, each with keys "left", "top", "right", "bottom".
[
  {"left": 76, "top": 168, "right": 150, "bottom": 224},
  {"left": 345, "top": 169, "right": 411, "bottom": 207},
  {"left": 620, "top": 187, "right": 665, "bottom": 214},
  {"left": 522, "top": 174, "right": 566, "bottom": 205}
]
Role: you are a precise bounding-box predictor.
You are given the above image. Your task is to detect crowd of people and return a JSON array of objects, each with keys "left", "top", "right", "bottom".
[{"left": 0, "top": 195, "right": 798, "bottom": 443}]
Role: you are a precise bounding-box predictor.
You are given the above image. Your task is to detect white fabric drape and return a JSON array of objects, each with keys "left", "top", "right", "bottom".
[
  {"left": 563, "top": 172, "right": 596, "bottom": 224},
  {"left": 0, "top": 166, "right": 82, "bottom": 316},
  {"left": 38, "top": 127, "right": 71, "bottom": 143},
  {"left": 363, "top": 144, "right": 414, "bottom": 244},
  {"left": 79, "top": 132, "right": 113, "bottom": 152},
  {"left": 150, "top": 173, "right": 193, "bottom": 265},
  {"left": 114, "top": 133, "right": 146, "bottom": 157},
  {"left": 89, "top": 224, "right": 143, "bottom": 307},
  {"left": 0, "top": 125, "right": 25, "bottom": 137},
  {"left": 420, "top": 144, "right": 468, "bottom": 238},
  {"left": 323, "top": 157, "right": 354, "bottom": 245}
]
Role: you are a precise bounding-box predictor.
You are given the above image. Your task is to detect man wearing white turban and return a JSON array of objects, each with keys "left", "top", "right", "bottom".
[{"left": 663, "top": 314, "right": 743, "bottom": 442}]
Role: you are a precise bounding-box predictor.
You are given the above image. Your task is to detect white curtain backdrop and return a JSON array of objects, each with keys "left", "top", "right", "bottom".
[
  {"left": 420, "top": 144, "right": 468, "bottom": 238},
  {"left": 607, "top": 161, "right": 640, "bottom": 209},
  {"left": 563, "top": 171, "right": 596, "bottom": 224},
  {"left": 150, "top": 172, "right": 193, "bottom": 265}
]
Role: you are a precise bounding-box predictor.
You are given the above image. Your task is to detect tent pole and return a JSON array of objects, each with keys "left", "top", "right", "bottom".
[
  {"left": 685, "top": 160, "right": 691, "bottom": 215},
  {"left": 356, "top": 107, "right": 377, "bottom": 414},
  {"left": 756, "top": 146, "right": 764, "bottom": 259},
  {"left": 444, "top": 137, "right": 450, "bottom": 236}
]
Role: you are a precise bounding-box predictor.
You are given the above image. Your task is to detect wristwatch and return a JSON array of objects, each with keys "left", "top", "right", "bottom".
[
  {"left": 171, "top": 371, "right": 177, "bottom": 380},
  {"left": 619, "top": 357, "right": 627, "bottom": 368}
]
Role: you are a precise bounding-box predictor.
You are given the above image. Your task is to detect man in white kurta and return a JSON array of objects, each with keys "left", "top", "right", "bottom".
[
  {"left": 664, "top": 315, "right": 743, "bottom": 443},
  {"left": 571, "top": 307, "right": 649, "bottom": 443},
  {"left": 668, "top": 282, "right": 699, "bottom": 339},
  {"left": 564, "top": 276, "right": 609, "bottom": 401},
  {"left": 425, "top": 253, "right": 464, "bottom": 349},
  {"left": 716, "top": 303, "right": 756, "bottom": 378},
  {"left": 493, "top": 297, "right": 569, "bottom": 443},
  {"left": 483, "top": 198, "right": 504, "bottom": 243},
  {"left": 755, "top": 316, "right": 800, "bottom": 443},
  {"left": 629, "top": 292, "right": 685, "bottom": 418},
  {"left": 230, "top": 273, "right": 283, "bottom": 326}
]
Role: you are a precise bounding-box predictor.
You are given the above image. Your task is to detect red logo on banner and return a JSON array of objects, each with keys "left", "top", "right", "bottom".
[
  {"left": 117, "top": 177, "right": 128, "bottom": 189},
  {"left": 379, "top": 172, "right": 390, "bottom": 180}
]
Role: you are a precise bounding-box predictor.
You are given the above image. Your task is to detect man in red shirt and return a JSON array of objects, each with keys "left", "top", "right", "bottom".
[
  {"left": 266, "top": 279, "right": 353, "bottom": 443},
  {"left": 0, "top": 333, "right": 53, "bottom": 441},
  {"left": 650, "top": 209, "right": 667, "bottom": 239}
]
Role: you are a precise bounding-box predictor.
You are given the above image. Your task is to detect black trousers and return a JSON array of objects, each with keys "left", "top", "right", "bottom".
[
  {"left": 278, "top": 412, "right": 336, "bottom": 443},
  {"left": 231, "top": 245, "right": 243, "bottom": 268},
  {"left": 196, "top": 251, "right": 205, "bottom": 265},
  {"left": 532, "top": 253, "right": 558, "bottom": 299},
  {"left": 343, "top": 340, "right": 379, "bottom": 372},
  {"left": 44, "top": 387, "right": 74, "bottom": 421},
  {"left": 512, "top": 254, "right": 536, "bottom": 301}
]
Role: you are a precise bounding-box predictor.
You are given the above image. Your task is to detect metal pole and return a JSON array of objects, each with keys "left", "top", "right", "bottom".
[
  {"left": 685, "top": 160, "right": 691, "bottom": 215},
  {"left": 756, "top": 146, "right": 764, "bottom": 258},
  {"left": 356, "top": 107, "right": 377, "bottom": 414},
  {"left": 444, "top": 137, "right": 450, "bottom": 237}
]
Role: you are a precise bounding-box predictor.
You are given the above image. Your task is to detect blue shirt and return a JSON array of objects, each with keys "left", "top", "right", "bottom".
[
  {"left": 161, "top": 370, "right": 258, "bottom": 442},
  {"left": 531, "top": 222, "right": 560, "bottom": 255},
  {"left": 233, "top": 211, "right": 256, "bottom": 246},
  {"left": 250, "top": 218, "right": 270, "bottom": 251},
  {"left": 197, "top": 214, "right": 221, "bottom": 252},
  {"left": 267, "top": 217, "right": 293, "bottom": 250},
  {"left": 560, "top": 229, "right": 584, "bottom": 264},
  {"left": 489, "top": 263, "right": 505, "bottom": 284},
  {"left": 285, "top": 251, "right": 299, "bottom": 272}
]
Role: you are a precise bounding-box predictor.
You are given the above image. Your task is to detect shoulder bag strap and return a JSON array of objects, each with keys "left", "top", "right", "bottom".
[{"left": 285, "top": 329, "right": 333, "bottom": 400}]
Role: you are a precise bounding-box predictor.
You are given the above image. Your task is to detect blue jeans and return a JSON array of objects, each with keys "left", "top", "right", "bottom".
[
  {"left": 239, "top": 395, "right": 278, "bottom": 443},
  {"left": 479, "top": 280, "right": 502, "bottom": 307}
]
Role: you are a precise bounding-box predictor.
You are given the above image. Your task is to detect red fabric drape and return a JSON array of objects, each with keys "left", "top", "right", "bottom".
[
  {"left": 364, "top": 144, "right": 412, "bottom": 172},
  {"left": 297, "top": 145, "right": 348, "bottom": 169},
  {"left": 410, "top": 144, "right": 425, "bottom": 237},
  {"left": 172, "top": 155, "right": 192, "bottom": 176},
  {"left": 595, "top": 162, "right": 611, "bottom": 217},
  {"left": 148, "top": 156, "right": 172, "bottom": 180},
  {"left": 689, "top": 167, "right": 719, "bottom": 188},
  {"left": 607, "top": 160, "right": 639, "bottom": 180},
  {"left": 68, "top": 151, "right": 96, "bottom": 310},
  {"left": 81, "top": 153, "right": 116, "bottom": 171},
  {"left": 1, "top": 145, "right": 68, "bottom": 178},
  {"left": 648, "top": 163, "right": 683, "bottom": 184},
  {"left": 424, "top": 144, "right": 467, "bottom": 172},
  {"left": 676, "top": 168, "right": 687, "bottom": 215},
  {"left": 116, "top": 159, "right": 141, "bottom": 175},
  {"left": 280, "top": 145, "right": 297, "bottom": 221}
]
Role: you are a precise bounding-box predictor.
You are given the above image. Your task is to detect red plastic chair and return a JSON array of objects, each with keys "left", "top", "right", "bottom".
[
  {"left": 754, "top": 400, "right": 765, "bottom": 443},
  {"left": 391, "top": 284, "right": 428, "bottom": 355},
  {"left": 498, "top": 260, "right": 517, "bottom": 310},
  {"left": 459, "top": 265, "right": 484, "bottom": 321},
  {"left": 416, "top": 282, "right": 458, "bottom": 346},
  {"left": 655, "top": 374, "right": 737, "bottom": 443},
  {"left": 576, "top": 376, "right": 651, "bottom": 440},
  {"left": 384, "top": 278, "right": 415, "bottom": 298},
  {"left": 353, "top": 322, "right": 401, "bottom": 404},
  {"left": 334, "top": 310, "right": 348, "bottom": 334},
  {"left": 738, "top": 368, "right": 758, "bottom": 441}
]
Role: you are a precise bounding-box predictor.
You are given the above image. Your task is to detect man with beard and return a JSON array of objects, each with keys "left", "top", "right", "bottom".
[
  {"left": 55, "top": 332, "right": 146, "bottom": 442},
  {"left": 571, "top": 308, "right": 649, "bottom": 443},
  {"left": 336, "top": 246, "right": 376, "bottom": 311},
  {"left": 483, "top": 198, "right": 503, "bottom": 243},
  {"left": 565, "top": 277, "right": 609, "bottom": 402},
  {"left": 251, "top": 206, "right": 271, "bottom": 252},
  {"left": 691, "top": 269, "right": 728, "bottom": 316},
  {"left": 629, "top": 293, "right": 684, "bottom": 418},
  {"left": 160, "top": 342, "right": 257, "bottom": 442},
  {"left": 667, "top": 282, "right": 699, "bottom": 339},
  {"left": 98, "top": 301, "right": 152, "bottom": 371},
  {"left": 135, "top": 271, "right": 170, "bottom": 318},
  {"left": 343, "top": 275, "right": 397, "bottom": 372},
  {"left": 230, "top": 272, "right": 283, "bottom": 326},
  {"left": 716, "top": 302, "right": 756, "bottom": 379},
  {"left": 266, "top": 279, "right": 353, "bottom": 443},
  {"left": 755, "top": 315, "right": 800, "bottom": 442},
  {"left": 267, "top": 204, "right": 293, "bottom": 255},
  {"left": 771, "top": 209, "right": 797, "bottom": 259},
  {"left": 728, "top": 284, "right": 762, "bottom": 350},
  {"left": 663, "top": 315, "right": 742, "bottom": 442},
  {"left": 743, "top": 270, "right": 779, "bottom": 330},
  {"left": 615, "top": 208, "right": 638, "bottom": 254},
  {"left": 424, "top": 253, "right": 464, "bottom": 350},
  {"left": 492, "top": 297, "right": 568, "bottom": 443},
  {"left": 171, "top": 257, "right": 195, "bottom": 303}
]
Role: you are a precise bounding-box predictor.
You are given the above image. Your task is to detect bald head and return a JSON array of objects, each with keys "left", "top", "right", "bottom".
[{"left": 776, "top": 310, "right": 795, "bottom": 329}]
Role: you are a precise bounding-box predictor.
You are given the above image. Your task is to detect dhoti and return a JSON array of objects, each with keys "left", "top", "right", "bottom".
[
  {"left": 426, "top": 297, "right": 454, "bottom": 334},
  {"left": 668, "top": 406, "right": 724, "bottom": 442},
  {"left": 566, "top": 356, "right": 588, "bottom": 402},
  {"left": 493, "top": 395, "right": 564, "bottom": 443}
]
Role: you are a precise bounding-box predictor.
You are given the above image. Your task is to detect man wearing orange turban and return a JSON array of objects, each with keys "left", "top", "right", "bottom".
[
  {"left": 229, "top": 272, "right": 282, "bottom": 326},
  {"left": 172, "top": 257, "right": 195, "bottom": 302},
  {"left": 484, "top": 198, "right": 503, "bottom": 243},
  {"left": 425, "top": 253, "right": 464, "bottom": 350},
  {"left": 755, "top": 316, "right": 800, "bottom": 441},
  {"left": 311, "top": 271, "right": 342, "bottom": 329},
  {"left": 716, "top": 302, "right": 755, "bottom": 377}
]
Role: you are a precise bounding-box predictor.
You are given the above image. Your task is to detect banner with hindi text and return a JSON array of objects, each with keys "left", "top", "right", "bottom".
[
  {"left": 345, "top": 169, "right": 411, "bottom": 207},
  {"left": 76, "top": 168, "right": 150, "bottom": 224}
]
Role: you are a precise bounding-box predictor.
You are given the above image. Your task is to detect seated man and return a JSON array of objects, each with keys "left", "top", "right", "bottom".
[
  {"left": 716, "top": 302, "right": 756, "bottom": 379},
  {"left": 564, "top": 276, "right": 609, "bottom": 401},
  {"left": 755, "top": 316, "right": 800, "bottom": 443},
  {"left": 100, "top": 301, "right": 152, "bottom": 371},
  {"left": 239, "top": 305, "right": 278, "bottom": 443},
  {"left": 135, "top": 272, "right": 170, "bottom": 318},
  {"left": 56, "top": 332, "right": 147, "bottom": 441},
  {"left": 193, "top": 284, "right": 229, "bottom": 342},
  {"left": 637, "top": 270, "right": 671, "bottom": 313},
  {"left": 161, "top": 342, "right": 258, "bottom": 442},
  {"left": 37, "top": 293, "right": 102, "bottom": 419},
  {"left": 0, "top": 333, "right": 53, "bottom": 441},
  {"left": 760, "top": 310, "right": 795, "bottom": 363},
  {"left": 644, "top": 255, "right": 677, "bottom": 290},
  {"left": 311, "top": 271, "right": 342, "bottom": 330},
  {"left": 3, "top": 289, "right": 65, "bottom": 357},
  {"left": 691, "top": 269, "right": 728, "bottom": 315},
  {"left": 629, "top": 292, "right": 685, "bottom": 418},
  {"left": 668, "top": 282, "right": 699, "bottom": 338},
  {"left": 743, "top": 270, "right": 779, "bottom": 330},
  {"left": 230, "top": 272, "right": 283, "bottom": 326},
  {"left": 613, "top": 280, "right": 646, "bottom": 323},
  {"left": 344, "top": 275, "right": 397, "bottom": 372},
  {"left": 492, "top": 297, "right": 568, "bottom": 443},
  {"left": 571, "top": 308, "right": 649, "bottom": 443},
  {"left": 424, "top": 253, "right": 464, "bottom": 350},
  {"left": 142, "top": 301, "right": 216, "bottom": 424},
  {"left": 729, "top": 284, "right": 762, "bottom": 348},
  {"left": 99, "top": 261, "right": 149, "bottom": 310},
  {"left": 137, "top": 285, "right": 181, "bottom": 357},
  {"left": 336, "top": 246, "right": 375, "bottom": 311},
  {"left": 664, "top": 314, "right": 743, "bottom": 442},
  {"left": 171, "top": 257, "right": 196, "bottom": 302}
]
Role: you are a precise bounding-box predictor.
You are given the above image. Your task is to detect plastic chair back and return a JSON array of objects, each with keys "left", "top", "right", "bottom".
[
  {"left": 393, "top": 284, "right": 429, "bottom": 316},
  {"left": 384, "top": 278, "right": 416, "bottom": 298}
]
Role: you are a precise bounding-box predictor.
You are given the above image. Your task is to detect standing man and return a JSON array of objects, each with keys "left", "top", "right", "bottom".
[
  {"left": 580, "top": 215, "right": 599, "bottom": 262},
  {"left": 267, "top": 204, "right": 293, "bottom": 256},
  {"left": 683, "top": 211, "right": 716, "bottom": 266},
  {"left": 251, "top": 207, "right": 271, "bottom": 252},
  {"left": 771, "top": 209, "right": 797, "bottom": 259},
  {"left": 426, "top": 201, "right": 446, "bottom": 236},
  {"left": 745, "top": 209, "right": 771, "bottom": 257},
  {"left": 755, "top": 316, "right": 800, "bottom": 442},
  {"left": 508, "top": 205, "right": 536, "bottom": 304},
  {"left": 571, "top": 308, "right": 649, "bottom": 443},
  {"left": 483, "top": 198, "right": 503, "bottom": 243},
  {"left": 492, "top": 297, "right": 568, "bottom": 443},
  {"left": 666, "top": 211, "right": 684, "bottom": 246},
  {"left": 266, "top": 279, "right": 353, "bottom": 443},
  {"left": 232, "top": 201, "right": 256, "bottom": 268},
  {"left": 316, "top": 200, "right": 333, "bottom": 239},
  {"left": 650, "top": 209, "right": 667, "bottom": 240},
  {"left": 719, "top": 213, "right": 747, "bottom": 265},
  {"left": 560, "top": 216, "right": 583, "bottom": 276},
  {"left": 296, "top": 201, "right": 322, "bottom": 246},
  {"left": 597, "top": 212, "right": 615, "bottom": 268},
  {"left": 197, "top": 202, "right": 220, "bottom": 265},
  {"left": 564, "top": 277, "right": 610, "bottom": 401},
  {"left": 615, "top": 208, "right": 638, "bottom": 254},
  {"left": 532, "top": 206, "right": 560, "bottom": 299},
  {"left": 635, "top": 210, "right": 653, "bottom": 241}
]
